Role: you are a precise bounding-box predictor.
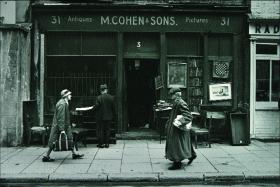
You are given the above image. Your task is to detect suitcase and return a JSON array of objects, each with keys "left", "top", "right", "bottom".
[{"left": 54, "top": 132, "right": 73, "bottom": 151}]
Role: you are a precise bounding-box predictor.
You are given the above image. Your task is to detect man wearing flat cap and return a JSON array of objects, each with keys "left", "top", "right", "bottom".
[
  {"left": 165, "top": 87, "right": 197, "bottom": 170},
  {"left": 94, "top": 84, "right": 115, "bottom": 148},
  {"left": 42, "top": 89, "right": 84, "bottom": 162}
]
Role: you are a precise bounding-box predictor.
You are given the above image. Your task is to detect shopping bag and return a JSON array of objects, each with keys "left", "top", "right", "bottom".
[{"left": 54, "top": 132, "right": 73, "bottom": 151}]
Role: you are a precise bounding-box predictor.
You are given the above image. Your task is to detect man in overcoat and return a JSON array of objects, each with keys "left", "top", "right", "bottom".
[
  {"left": 95, "top": 84, "right": 115, "bottom": 148},
  {"left": 42, "top": 89, "right": 84, "bottom": 162},
  {"left": 165, "top": 88, "right": 197, "bottom": 170}
]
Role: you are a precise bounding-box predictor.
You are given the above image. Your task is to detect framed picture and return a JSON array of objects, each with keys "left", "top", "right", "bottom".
[
  {"left": 167, "top": 61, "right": 187, "bottom": 88},
  {"left": 209, "top": 83, "right": 232, "bottom": 101}
]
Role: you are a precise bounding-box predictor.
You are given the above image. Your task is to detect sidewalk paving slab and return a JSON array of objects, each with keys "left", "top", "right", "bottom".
[
  {"left": 49, "top": 173, "right": 107, "bottom": 182},
  {"left": 0, "top": 140, "right": 279, "bottom": 184},
  {"left": 159, "top": 172, "right": 204, "bottom": 182},
  {"left": 204, "top": 172, "right": 245, "bottom": 182},
  {"left": 108, "top": 173, "right": 158, "bottom": 182},
  {"left": 0, "top": 173, "right": 49, "bottom": 183}
]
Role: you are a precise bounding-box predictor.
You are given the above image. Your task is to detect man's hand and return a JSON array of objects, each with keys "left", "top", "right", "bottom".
[{"left": 61, "top": 131, "right": 65, "bottom": 134}]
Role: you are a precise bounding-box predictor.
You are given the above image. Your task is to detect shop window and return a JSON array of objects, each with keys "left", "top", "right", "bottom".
[
  {"left": 256, "top": 44, "right": 278, "bottom": 55},
  {"left": 166, "top": 33, "right": 201, "bottom": 56},
  {"left": 82, "top": 32, "right": 117, "bottom": 55},
  {"left": 208, "top": 35, "right": 232, "bottom": 56},
  {"left": 45, "top": 56, "right": 116, "bottom": 114},
  {"left": 47, "top": 32, "right": 81, "bottom": 55},
  {"left": 255, "top": 43, "right": 280, "bottom": 109}
]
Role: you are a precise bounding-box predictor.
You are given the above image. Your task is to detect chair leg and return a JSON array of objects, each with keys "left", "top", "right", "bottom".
[
  {"left": 194, "top": 134, "right": 198, "bottom": 149},
  {"left": 208, "top": 134, "right": 211, "bottom": 148},
  {"left": 42, "top": 132, "right": 46, "bottom": 147},
  {"left": 27, "top": 131, "right": 32, "bottom": 146},
  {"left": 43, "top": 132, "right": 47, "bottom": 147}
]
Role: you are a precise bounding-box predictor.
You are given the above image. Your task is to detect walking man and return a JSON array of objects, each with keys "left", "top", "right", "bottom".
[
  {"left": 165, "top": 87, "right": 197, "bottom": 170},
  {"left": 42, "top": 89, "right": 84, "bottom": 162},
  {"left": 95, "top": 84, "right": 115, "bottom": 148}
]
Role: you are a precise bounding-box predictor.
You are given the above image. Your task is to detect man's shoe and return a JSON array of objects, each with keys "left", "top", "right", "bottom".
[
  {"left": 168, "top": 162, "right": 182, "bottom": 170},
  {"left": 42, "top": 156, "right": 55, "bottom": 162},
  {"left": 187, "top": 155, "right": 197, "bottom": 165},
  {"left": 72, "top": 153, "right": 84, "bottom": 159},
  {"left": 97, "top": 144, "right": 104, "bottom": 148},
  {"left": 105, "top": 144, "right": 109, "bottom": 148}
]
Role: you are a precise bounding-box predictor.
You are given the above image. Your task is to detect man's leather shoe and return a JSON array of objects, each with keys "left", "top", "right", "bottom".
[
  {"left": 42, "top": 156, "right": 55, "bottom": 162},
  {"left": 105, "top": 144, "right": 109, "bottom": 148},
  {"left": 72, "top": 153, "right": 84, "bottom": 159},
  {"left": 97, "top": 144, "right": 104, "bottom": 148},
  {"left": 168, "top": 162, "right": 182, "bottom": 170},
  {"left": 187, "top": 155, "right": 197, "bottom": 165}
]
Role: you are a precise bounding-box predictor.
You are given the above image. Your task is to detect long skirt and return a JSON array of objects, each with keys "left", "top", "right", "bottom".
[{"left": 165, "top": 123, "right": 192, "bottom": 162}]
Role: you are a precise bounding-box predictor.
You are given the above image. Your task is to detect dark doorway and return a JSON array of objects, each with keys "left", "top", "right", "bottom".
[{"left": 125, "top": 59, "right": 159, "bottom": 129}]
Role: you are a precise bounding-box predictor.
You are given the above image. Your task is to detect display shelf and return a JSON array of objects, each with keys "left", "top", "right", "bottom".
[{"left": 188, "top": 57, "right": 203, "bottom": 112}]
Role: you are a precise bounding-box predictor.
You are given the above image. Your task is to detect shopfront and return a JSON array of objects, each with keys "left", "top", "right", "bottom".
[
  {"left": 249, "top": 22, "right": 280, "bottom": 139},
  {"left": 32, "top": 5, "right": 248, "bottom": 136}
]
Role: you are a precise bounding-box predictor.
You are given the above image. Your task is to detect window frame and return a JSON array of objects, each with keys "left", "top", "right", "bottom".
[{"left": 255, "top": 42, "right": 280, "bottom": 109}]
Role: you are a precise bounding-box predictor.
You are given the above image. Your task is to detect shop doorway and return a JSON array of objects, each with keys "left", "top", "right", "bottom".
[{"left": 125, "top": 59, "right": 159, "bottom": 129}]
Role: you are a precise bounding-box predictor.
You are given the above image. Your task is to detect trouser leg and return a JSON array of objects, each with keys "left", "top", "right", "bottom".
[
  {"left": 97, "top": 121, "right": 104, "bottom": 145},
  {"left": 104, "top": 121, "right": 111, "bottom": 144}
]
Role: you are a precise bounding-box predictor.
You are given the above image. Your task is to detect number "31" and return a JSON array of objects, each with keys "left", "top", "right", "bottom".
[{"left": 221, "top": 17, "right": 230, "bottom": 26}]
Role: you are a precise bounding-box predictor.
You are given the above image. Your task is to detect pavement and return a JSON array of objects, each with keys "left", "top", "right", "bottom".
[{"left": 0, "top": 139, "right": 279, "bottom": 185}]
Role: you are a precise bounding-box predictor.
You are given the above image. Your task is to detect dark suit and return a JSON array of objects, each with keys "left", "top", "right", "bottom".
[{"left": 95, "top": 93, "right": 115, "bottom": 145}]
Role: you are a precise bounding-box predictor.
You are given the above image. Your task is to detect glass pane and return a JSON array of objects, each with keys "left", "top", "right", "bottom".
[
  {"left": 272, "top": 60, "right": 280, "bottom": 101},
  {"left": 256, "top": 60, "right": 269, "bottom": 101},
  {"left": 256, "top": 44, "right": 278, "bottom": 55}
]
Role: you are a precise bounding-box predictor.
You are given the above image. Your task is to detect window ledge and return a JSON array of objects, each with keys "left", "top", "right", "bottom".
[{"left": 255, "top": 108, "right": 279, "bottom": 111}]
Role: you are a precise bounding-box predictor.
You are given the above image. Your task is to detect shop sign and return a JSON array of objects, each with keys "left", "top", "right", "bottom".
[
  {"left": 39, "top": 14, "right": 242, "bottom": 33},
  {"left": 249, "top": 23, "right": 280, "bottom": 36}
]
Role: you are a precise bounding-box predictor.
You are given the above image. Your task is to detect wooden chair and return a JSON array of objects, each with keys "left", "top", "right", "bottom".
[
  {"left": 28, "top": 125, "right": 49, "bottom": 147},
  {"left": 191, "top": 111, "right": 212, "bottom": 149}
]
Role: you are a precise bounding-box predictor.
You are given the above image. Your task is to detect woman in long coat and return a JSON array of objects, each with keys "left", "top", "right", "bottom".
[{"left": 165, "top": 88, "right": 197, "bottom": 170}]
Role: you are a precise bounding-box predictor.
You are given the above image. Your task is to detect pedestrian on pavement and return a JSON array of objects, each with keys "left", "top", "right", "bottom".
[
  {"left": 165, "top": 87, "right": 197, "bottom": 170},
  {"left": 95, "top": 84, "right": 115, "bottom": 148},
  {"left": 42, "top": 89, "right": 84, "bottom": 162}
]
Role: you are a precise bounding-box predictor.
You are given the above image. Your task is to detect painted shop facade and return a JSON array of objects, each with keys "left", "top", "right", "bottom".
[
  {"left": 248, "top": 0, "right": 280, "bottom": 139},
  {"left": 31, "top": 2, "right": 250, "bottom": 142}
]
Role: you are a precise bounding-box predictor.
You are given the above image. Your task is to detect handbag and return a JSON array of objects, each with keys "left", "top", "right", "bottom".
[
  {"left": 54, "top": 132, "right": 73, "bottom": 151},
  {"left": 173, "top": 115, "right": 192, "bottom": 131}
]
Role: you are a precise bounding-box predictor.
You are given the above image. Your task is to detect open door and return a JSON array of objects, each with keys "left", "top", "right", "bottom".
[{"left": 125, "top": 59, "right": 159, "bottom": 129}]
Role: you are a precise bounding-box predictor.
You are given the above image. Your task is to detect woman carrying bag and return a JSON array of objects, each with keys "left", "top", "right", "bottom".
[{"left": 42, "top": 89, "right": 84, "bottom": 162}]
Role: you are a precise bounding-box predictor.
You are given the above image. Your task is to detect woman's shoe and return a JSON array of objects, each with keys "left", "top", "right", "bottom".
[
  {"left": 97, "top": 144, "right": 104, "bottom": 148},
  {"left": 168, "top": 162, "right": 182, "bottom": 170},
  {"left": 72, "top": 153, "right": 84, "bottom": 159},
  {"left": 187, "top": 155, "right": 197, "bottom": 165},
  {"left": 42, "top": 156, "right": 55, "bottom": 162}
]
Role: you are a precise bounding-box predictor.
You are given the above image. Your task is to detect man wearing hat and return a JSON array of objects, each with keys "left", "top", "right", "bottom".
[
  {"left": 42, "top": 89, "right": 84, "bottom": 162},
  {"left": 165, "top": 87, "right": 197, "bottom": 170},
  {"left": 94, "top": 84, "right": 115, "bottom": 148}
]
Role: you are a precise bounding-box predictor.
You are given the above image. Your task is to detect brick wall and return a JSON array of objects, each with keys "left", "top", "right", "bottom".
[{"left": 251, "top": 0, "right": 280, "bottom": 19}]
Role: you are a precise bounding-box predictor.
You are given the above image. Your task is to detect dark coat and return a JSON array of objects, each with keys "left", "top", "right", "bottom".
[
  {"left": 95, "top": 93, "right": 115, "bottom": 121},
  {"left": 165, "top": 98, "right": 193, "bottom": 162},
  {"left": 47, "top": 98, "right": 73, "bottom": 148}
]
